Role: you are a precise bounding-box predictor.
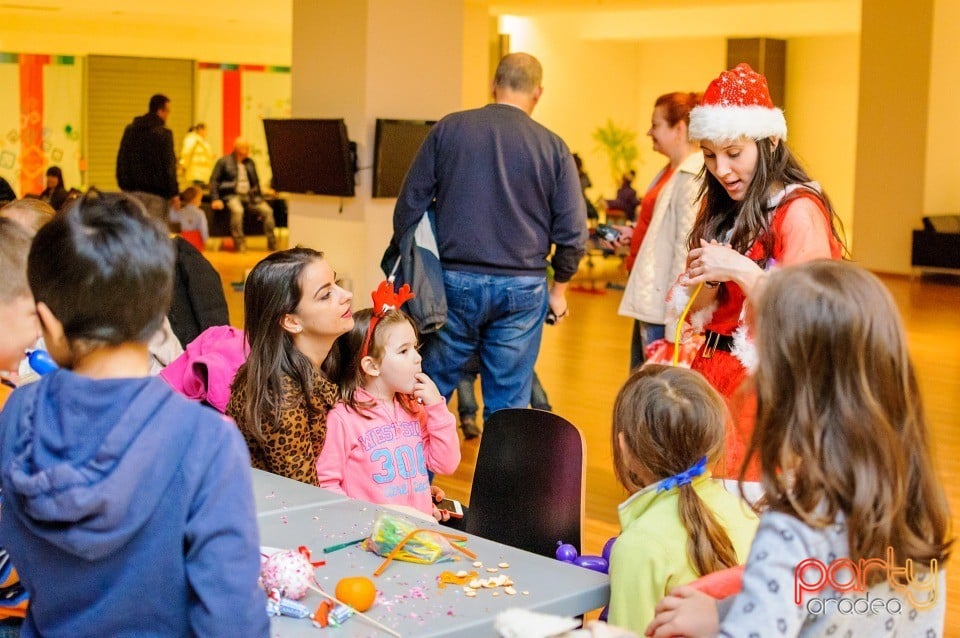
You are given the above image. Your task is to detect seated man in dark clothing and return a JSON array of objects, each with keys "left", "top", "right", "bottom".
[{"left": 209, "top": 138, "right": 276, "bottom": 253}]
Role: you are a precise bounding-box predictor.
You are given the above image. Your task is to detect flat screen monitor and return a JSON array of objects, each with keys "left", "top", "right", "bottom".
[
  {"left": 262, "top": 118, "right": 355, "bottom": 196},
  {"left": 372, "top": 118, "right": 436, "bottom": 198}
]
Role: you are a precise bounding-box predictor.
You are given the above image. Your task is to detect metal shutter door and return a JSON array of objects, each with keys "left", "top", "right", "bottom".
[{"left": 86, "top": 55, "right": 194, "bottom": 192}]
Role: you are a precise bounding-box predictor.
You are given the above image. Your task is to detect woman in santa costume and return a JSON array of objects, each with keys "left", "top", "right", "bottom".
[{"left": 672, "top": 63, "right": 846, "bottom": 480}]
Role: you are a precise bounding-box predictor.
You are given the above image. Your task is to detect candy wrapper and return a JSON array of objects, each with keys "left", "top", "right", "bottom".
[{"left": 365, "top": 513, "right": 476, "bottom": 575}]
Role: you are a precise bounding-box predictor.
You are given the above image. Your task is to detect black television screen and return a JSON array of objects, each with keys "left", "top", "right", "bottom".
[
  {"left": 372, "top": 118, "right": 436, "bottom": 198},
  {"left": 263, "top": 118, "right": 355, "bottom": 196}
]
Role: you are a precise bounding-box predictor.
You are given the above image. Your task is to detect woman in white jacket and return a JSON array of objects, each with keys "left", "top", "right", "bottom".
[{"left": 617, "top": 92, "right": 703, "bottom": 370}]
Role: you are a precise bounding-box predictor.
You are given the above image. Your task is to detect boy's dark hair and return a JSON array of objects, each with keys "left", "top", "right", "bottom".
[
  {"left": 28, "top": 189, "right": 174, "bottom": 346},
  {"left": 149, "top": 94, "right": 170, "bottom": 114}
]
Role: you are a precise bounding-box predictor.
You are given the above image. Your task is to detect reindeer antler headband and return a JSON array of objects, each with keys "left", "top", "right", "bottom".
[{"left": 360, "top": 280, "right": 416, "bottom": 359}]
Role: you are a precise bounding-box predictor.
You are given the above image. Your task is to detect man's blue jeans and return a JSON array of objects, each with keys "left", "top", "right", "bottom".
[{"left": 423, "top": 270, "right": 549, "bottom": 419}]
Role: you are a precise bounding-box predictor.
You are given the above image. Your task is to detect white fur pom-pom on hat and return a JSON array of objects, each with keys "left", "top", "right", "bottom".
[{"left": 689, "top": 63, "right": 787, "bottom": 143}]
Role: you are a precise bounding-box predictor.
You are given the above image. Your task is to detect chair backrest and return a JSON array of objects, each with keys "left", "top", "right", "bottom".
[{"left": 464, "top": 408, "right": 585, "bottom": 557}]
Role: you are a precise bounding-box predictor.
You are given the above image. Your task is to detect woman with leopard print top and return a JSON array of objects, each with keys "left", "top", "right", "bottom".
[{"left": 227, "top": 248, "right": 354, "bottom": 485}]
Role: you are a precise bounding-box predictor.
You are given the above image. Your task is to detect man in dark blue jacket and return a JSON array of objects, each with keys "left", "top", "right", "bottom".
[
  {"left": 209, "top": 138, "right": 276, "bottom": 252},
  {"left": 116, "top": 94, "right": 179, "bottom": 220},
  {"left": 393, "top": 52, "right": 587, "bottom": 435}
]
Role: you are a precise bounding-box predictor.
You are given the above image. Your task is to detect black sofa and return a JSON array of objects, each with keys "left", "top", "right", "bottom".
[{"left": 911, "top": 215, "right": 960, "bottom": 271}]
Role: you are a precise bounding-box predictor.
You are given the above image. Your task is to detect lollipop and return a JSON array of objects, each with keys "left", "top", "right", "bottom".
[{"left": 261, "top": 547, "right": 319, "bottom": 600}]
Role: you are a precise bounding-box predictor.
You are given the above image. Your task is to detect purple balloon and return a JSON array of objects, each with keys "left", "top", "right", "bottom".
[
  {"left": 602, "top": 536, "right": 617, "bottom": 562},
  {"left": 555, "top": 542, "right": 578, "bottom": 563},
  {"left": 573, "top": 555, "right": 609, "bottom": 573}
]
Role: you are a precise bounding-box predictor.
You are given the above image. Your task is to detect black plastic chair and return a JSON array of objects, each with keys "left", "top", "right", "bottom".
[{"left": 464, "top": 408, "right": 585, "bottom": 557}]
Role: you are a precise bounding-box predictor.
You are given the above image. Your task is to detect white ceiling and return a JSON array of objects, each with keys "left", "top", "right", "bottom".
[
  {"left": 0, "top": 0, "right": 831, "bottom": 32},
  {"left": 0, "top": 0, "right": 291, "bottom": 29}
]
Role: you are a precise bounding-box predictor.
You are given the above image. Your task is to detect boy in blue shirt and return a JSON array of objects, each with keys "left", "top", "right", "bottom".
[{"left": 0, "top": 191, "right": 269, "bottom": 637}]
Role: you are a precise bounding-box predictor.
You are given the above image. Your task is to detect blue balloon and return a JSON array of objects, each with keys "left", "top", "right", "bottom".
[{"left": 28, "top": 350, "right": 58, "bottom": 375}]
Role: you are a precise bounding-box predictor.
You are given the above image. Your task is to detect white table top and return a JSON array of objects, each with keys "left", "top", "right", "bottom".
[
  {"left": 258, "top": 498, "right": 610, "bottom": 637},
  {"left": 251, "top": 468, "right": 349, "bottom": 516}
]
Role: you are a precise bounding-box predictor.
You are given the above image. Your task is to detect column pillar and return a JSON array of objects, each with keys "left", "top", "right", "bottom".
[{"left": 851, "top": 0, "right": 934, "bottom": 272}]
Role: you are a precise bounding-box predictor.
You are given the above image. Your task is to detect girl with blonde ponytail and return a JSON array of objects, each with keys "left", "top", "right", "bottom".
[{"left": 607, "top": 365, "right": 758, "bottom": 634}]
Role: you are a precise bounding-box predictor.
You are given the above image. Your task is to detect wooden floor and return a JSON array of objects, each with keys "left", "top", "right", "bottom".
[{"left": 207, "top": 243, "right": 960, "bottom": 634}]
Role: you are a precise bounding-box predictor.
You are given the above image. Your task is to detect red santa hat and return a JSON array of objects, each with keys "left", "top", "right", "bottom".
[{"left": 688, "top": 63, "right": 787, "bottom": 142}]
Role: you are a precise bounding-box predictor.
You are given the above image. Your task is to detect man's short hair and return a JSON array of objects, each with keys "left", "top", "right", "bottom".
[
  {"left": 149, "top": 94, "right": 170, "bottom": 114},
  {"left": 0, "top": 217, "right": 32, "bottom": 302},
  {"left": 28, "top": 190, "right": 174, "bottom": 346},
  {"left": 493, "top": 53, "right": 543, "bottom": 94},
  {"left": 1, "top": 198, "right": 55, "bottom": 234}
]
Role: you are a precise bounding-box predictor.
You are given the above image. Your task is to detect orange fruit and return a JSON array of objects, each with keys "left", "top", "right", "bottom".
[{"left": 335, "top": 576, "right": 377, "bottom": 612}]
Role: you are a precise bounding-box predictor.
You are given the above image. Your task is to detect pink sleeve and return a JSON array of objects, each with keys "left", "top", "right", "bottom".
[
  {"left": 777, "top": 198, "right": 835, "bottom": 266},
  {"left": 314, "top": 405, "right": 348, "bottom": 495},
  {"left": 421, "top": 399, "right": 461, "bottom": 475}
]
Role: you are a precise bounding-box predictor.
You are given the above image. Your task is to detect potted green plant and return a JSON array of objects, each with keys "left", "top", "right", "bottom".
[{"left": 592, "top": 119, "right": 639, "bottom": 188}]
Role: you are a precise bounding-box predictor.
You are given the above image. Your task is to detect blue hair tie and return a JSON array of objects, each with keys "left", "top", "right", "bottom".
[{"left": 657, "top": 456, "right": 708, "bottom": 493}]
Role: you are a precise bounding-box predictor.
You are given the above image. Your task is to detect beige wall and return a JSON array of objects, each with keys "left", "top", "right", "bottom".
[
  {"left": 924, "top": 0, "right": 960, "bottom": 215},
  {"left": 785, "top": 34, "right": 860, "bottom": 248},
  {"left": 289, "top": 0, "right": 466, "bottom": 296},
  {"left": 852, "top": 0, "right": 933, "bottom": 273},
  {"left": 462, "top": 1, "right": 494, "bottom": 109},
  {"left": 499, "top": 14, "right": 860, "bottom": 227}
]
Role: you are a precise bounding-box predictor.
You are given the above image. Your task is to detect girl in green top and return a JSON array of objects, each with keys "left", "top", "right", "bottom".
[{"left": 607, "top": 365, "right": 758, "bottom": 635}]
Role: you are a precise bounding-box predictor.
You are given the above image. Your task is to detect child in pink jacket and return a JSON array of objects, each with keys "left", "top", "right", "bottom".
[{"left": 316, "top": 298, "right": 460, "bottom": 519}]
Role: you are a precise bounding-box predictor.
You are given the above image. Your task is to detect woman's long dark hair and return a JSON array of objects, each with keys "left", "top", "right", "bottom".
[
  {"left": 235, "top": 247, "right": 324, "bottom": 442},
  {"left": 688, "top": 138, "right": 846, "bottom": 267}
]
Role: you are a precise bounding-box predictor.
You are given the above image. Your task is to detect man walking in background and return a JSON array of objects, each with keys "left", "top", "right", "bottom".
[
  {"left": 392, "top": 52, "right": 587, "bottom": 438},
  {"left": 116, "top": 94, "right": 180, "bottom": 220},
  {"left": 209, "top": 138, "right": 277, "bottom": 253}
]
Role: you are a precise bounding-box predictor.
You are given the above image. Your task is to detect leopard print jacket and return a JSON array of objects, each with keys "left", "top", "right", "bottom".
[{"left": 227, "top": 371, "right": 339, "bottom": 485}]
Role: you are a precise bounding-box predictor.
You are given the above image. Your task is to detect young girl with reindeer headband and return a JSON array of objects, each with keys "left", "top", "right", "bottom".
[{"left": 317, "top": 281, "right": 461, "bottom": 520}]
